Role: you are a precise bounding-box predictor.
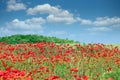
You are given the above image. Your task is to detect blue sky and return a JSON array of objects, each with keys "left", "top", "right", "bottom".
[{"left": 0, "top": 0, "right": 120, "bottom": 43}]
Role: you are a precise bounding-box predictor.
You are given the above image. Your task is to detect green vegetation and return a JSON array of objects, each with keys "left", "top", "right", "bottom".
[{"left": 0, "top": 34, "right": 79, "bottom": 44}]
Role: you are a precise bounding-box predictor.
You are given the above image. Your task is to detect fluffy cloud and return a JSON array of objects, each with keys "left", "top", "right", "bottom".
[
  {"left": 87, "top": 27, "right": 112, "bottom": 32},
  {"left": 93, "top": 17, "right": 120, "bottom": 27},
  {"left": 1, "top": 17, "right": 45, "bottom": 32},
  {"left": 27, "top": 4, "right": 76, "bottom": 24},
  {"left": 47, "top": 14, "right": 75, "bottom": 24},
  {"left": 78, "top": 17, "right": 120, "bottom": 27},
  {"left": 7, "top": 0, "right": 26, "bottom": 11},
  {"left": 76, "top": 17, "right": 92, "bottom": 25},
  {"left": 27, "top": 4, "right": 120, "bottom": 26},
  {"left": 0, "top": 17, "right": 45, "bottom": 36},
  {"left": 5, "top": 2, "right": 120, "bottom": 33},
  {"left": 77, "top": 17, "right": 120, "bottom": 31},
  {"left": 27, "top": 4, "right": 59, "bottom": 15}
]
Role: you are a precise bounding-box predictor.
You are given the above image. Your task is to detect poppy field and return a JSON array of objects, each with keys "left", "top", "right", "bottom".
[{"left": 0, "top": 42, "right": 120, "bottom": 80}]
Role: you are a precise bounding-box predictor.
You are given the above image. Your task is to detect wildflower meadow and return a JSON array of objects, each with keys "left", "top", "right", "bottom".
[{"left": 0, "top": 41, "right": 120, "bottom": 80}]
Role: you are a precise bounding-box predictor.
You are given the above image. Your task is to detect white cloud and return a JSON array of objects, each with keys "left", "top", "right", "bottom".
[
  {"left": 93, "top": 17, "right": 120, "bottom": 27},
  {"left": 5, "top": 2, "right": 120, "bottom": 34},
  {"left": 87, "top": 27, "right": 112, "bottom": 32},
  {"left": 47, "top": 14, "right": 75, "bottom": 24},
  {"left": 27, "top": 4, "right": 59, "bottom": 15},
  {"left": 0, "top": 17, "right": 45, "bottom": 35},
  {"left": 26, "top": 4, "right": 120, "bottom": 26},
  {"left": 77, "top": 17, "right": 120, "bottom": 27},
  {"left": 27, "top": 4, "right": 76, "bottom": 24},
  {"left": 0, "top": 17, "right": 45, "bottom": 36},
  {"left": 77, "top": 17, "right": 120, "bottom": 32},
  {"left": 7, "top": 0, "right": 26, "bottom": 11},
  {"left": 76, "top": 17, "right": 92, "bottom": 25}
]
